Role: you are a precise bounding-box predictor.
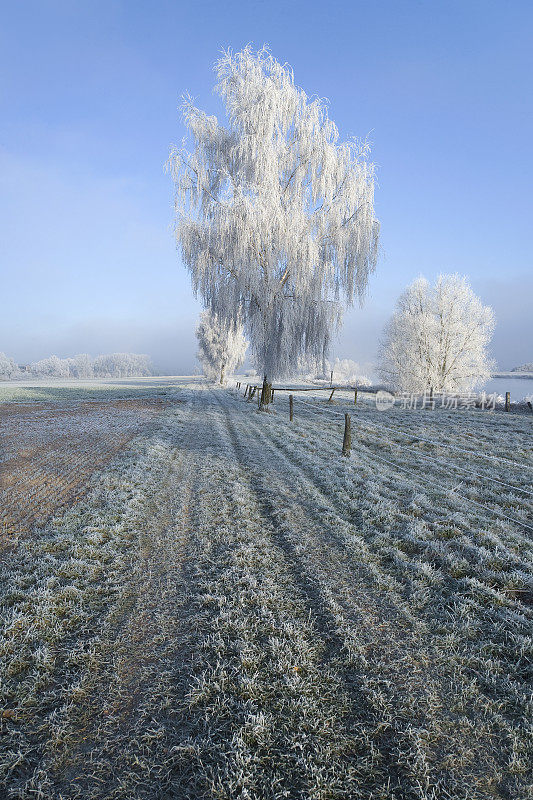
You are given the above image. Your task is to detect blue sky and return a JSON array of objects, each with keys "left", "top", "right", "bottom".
[{"left": 1, "top": 0, "right": 531, "bottom": 373}]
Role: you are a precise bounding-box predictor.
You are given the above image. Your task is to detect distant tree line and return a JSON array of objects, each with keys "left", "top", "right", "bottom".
[{"left": 0, "top": 352, "right": 153, "bottom": 380}]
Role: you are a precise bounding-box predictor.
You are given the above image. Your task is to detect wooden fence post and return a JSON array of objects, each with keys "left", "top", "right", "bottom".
[
  {"left": 330, "top": 370, "right": 333, "bottom": 387},
  {"left": 289, "top": 394, "right": 294, "bottom": 422},
  {"left": 354, "top": 388, "right": 358, "bottom": 405},
  {"left": 257, "top": 388, "right": 261, "bottom": 408},
  {"left": 342, "top": 413, "right": 351, "bottom": 456},
  {"left": 245, "top": 384, "right": 249, "bottom": 397},
  {"left": 328, "top": 388, "right": 336, "bottom": 402},
  {"left": 271, "top": 388, "right": 275, "bottom": 402},
  {"left": 505, "top": 391, "right": 510, "bottom": 412}
]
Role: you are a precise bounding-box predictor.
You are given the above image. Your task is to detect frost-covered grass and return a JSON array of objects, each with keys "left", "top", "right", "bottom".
[
  {"left": 0, "top": 376, "right": 190, "bottom": 403},
  {"left": 0, "top": 430, "right": 182, "bottom": 797},
  {"left": 0, "top": 395, "right": 172, "bottom": 539},
  {"left": 1, "top": 382, "right": 531, "bottom": 798}
]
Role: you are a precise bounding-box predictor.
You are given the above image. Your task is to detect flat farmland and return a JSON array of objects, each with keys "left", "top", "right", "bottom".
[
  {"left": 0, "top": 379, "right": 531, "bottom": 800},
  {"left": 0, "top": 395, "right": 173, "bottom": 546}
]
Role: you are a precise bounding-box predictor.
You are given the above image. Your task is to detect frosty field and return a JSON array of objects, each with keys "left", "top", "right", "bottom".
[
  {"left": 0, "top": 395, "right": 172, "bottom": 541},
  {"left": 1, "top": 378, "right": 532, "bottom": 799}
]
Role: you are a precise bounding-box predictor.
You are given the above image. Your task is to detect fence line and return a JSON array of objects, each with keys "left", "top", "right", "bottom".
[
  {"left": 234, "top": 383, "right": 533, "bottom": 478},
  {"left": 293, "top": 396, "right": 533, "bottom": 497},
  {"left": 298, "top": 395, "right": 533, "bottom": 474},
  {"left": 299, "top": 402, "right": 533, "bottom": 533},
  {"left": 233, "top": 384, "right": 533, "bottom": 533}
]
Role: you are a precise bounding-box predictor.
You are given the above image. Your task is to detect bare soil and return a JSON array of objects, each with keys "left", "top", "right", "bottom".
[{"left": 0, "top": 398, "right": 171, "bottom": 547}]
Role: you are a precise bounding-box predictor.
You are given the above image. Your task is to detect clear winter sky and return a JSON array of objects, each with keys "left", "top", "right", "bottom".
[{"left": 1, "top": 0, "right": 531, "bottom": 375}]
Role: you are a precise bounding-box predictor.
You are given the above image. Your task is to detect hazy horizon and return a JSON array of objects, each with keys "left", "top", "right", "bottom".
[{"left": 2, "top": 1, "right": 531, "bottom": 374}]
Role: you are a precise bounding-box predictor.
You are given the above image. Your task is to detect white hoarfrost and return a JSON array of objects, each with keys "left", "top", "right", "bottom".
[
  {"left": 169, "top": 45, "right": 379, "bottom": 381},
  {"left": 0, "top": 380, "right": 531, "bottom": 798},
  {"left": 30, "top": 354, "right": 70, "bottom": 378},
  {"left": 379, "top": 274, "right": 495, "bottom": 393},
  {"left": 196, "top": 309, "right": 248, "bottom": 384},
  {"left": 328, "top": 357, "right": 372, "bottom": 386},
  {"left": 300, "top": 356, "right": 372, "bottom": 385},
  {"left": 0, "top": 351, "right": 20, "bottom": 379},
  {"left": 1, "top": 382, "right": 531, "bottom": 799},
  {"left": 92, "top": 353, "right": 152, "bottom": 378},
  {"left": 67, "top": 353, "right": 95, "bottom": 379},
  {"left": 25, "top": 352, "right": 154, "bottom": 379}
]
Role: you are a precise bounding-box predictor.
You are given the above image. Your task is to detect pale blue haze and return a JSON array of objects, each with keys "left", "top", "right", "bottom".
[{"left": 1, "top": 0, "right": 531, "bottom": 373}]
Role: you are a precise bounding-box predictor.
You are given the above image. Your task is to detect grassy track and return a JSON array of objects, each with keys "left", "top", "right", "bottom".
[{"left": 1, "top": 383, "right": 531, "bottom": 798}]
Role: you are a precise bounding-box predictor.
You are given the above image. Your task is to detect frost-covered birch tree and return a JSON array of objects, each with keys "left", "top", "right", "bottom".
[
  {"left": 379, "top": 275, "right": 495, "bottom": 394},
  {"left": 196, "top": 309, "right": 247, "bottom": 384},
  {"left": 169, "top": 46, "right": 379, "bottom": 396}
]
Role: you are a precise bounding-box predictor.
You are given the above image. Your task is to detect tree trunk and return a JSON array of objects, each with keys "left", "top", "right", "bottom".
[
  {"left": 260, "top": 375, "right": 272, "bottom": 408},
  {"left": 220, "top": 362, "right": 226, "bottom": 385}
]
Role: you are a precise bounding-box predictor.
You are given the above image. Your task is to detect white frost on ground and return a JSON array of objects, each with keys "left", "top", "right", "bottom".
[{"left": 0, "top": 379, "right": 531, "bottom": 799}]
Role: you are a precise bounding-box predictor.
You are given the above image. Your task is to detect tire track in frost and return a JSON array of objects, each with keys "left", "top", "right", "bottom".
[
  {"left": 55, "top": 390, "right": 383, "bottom": 799},
  {"left": 210, "top": 391, "right": 425, "bottom": 799},
  {"left": 1, "top": 420, "right": 189, "bottom": 800},
  {"left": 218, "top": 391, "right": 418, "bottom": 617},
  {"left": 28, "top": 405, "right": 217, "bottom": 800},
  {"left": 172, "top": 388, "right": 416, "bottom": 799}
]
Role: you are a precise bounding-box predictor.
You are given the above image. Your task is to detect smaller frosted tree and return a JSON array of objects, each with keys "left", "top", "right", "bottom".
[
  {"left": 0, "top": 352, "right": 20, "bottom": 379},
  {"left": 196, "top": 310, "right": 247, "bottom": 384},
  {"left": 379, "top": 274, "right": 495, "bottom": 394}
]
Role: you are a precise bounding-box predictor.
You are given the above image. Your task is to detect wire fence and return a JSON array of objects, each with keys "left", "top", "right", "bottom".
[{"left": 234, "top": 381, "right": 533, "bottom": 534}]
